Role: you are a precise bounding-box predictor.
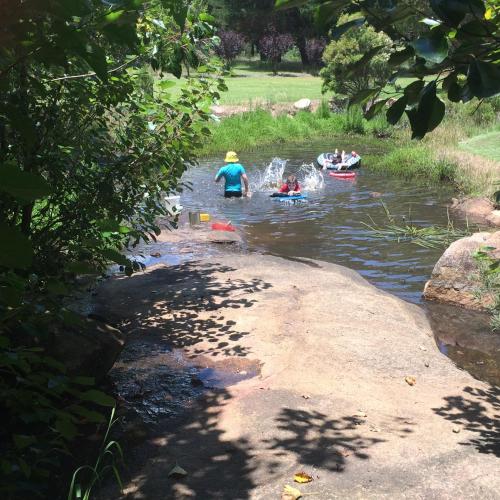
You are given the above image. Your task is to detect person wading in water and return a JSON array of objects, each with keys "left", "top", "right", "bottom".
[{"left": 215, "top": 151, "right": 250, "bottom": 198}]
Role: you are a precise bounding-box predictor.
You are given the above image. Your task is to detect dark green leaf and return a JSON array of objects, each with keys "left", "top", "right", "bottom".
[
  {"left": 0, "top": 164, "right": 51, "bottom": 202},
  {"left": 404, "top": 79, "right": 425, "bottom": 105},
  {"left": 386, "top": 96, "right": 407, "bottom": 125},
  {"left": 411, "top": 34, "right": 448, "bottom": 64},
  {"left": 80, "top": 389, "right": 115, "bottom": 407},
  {"left": 365, "top": 99, "right": 389, "bottom": 120},
  {"left": 275, "top": 0, "right": 309, "bottom": 9},
  {"left": 13, "top": 434, "right": 36, "bottom": 450},
  {"left": 388, "top": 46, "right": 414, "bottom": 66},
  {"left": 0, "top": 223, "right": 33, "bottom": 269},
  {"left": 331, "top": 17, "right": 365, "bottom": 40},
  {"left": 468, "top": 59, "right": 500, "bottom": 99},
  {"left": 82, "top": 44, "right": 108, "bottom": 81},
  {"left": 430, "top": 0, "right": 484, "bottom": 27},
  {"left": 100, "top": 248, "right": 129, "bottom": 266},
  {"left": 406, "top": 81, "right": 445, "bottom": 139},
  {"left": 447, "top": 81, "right": 463, "bottom": 102},
  {"left": 349, "top": 88, "right": 381, "bottom": 107}
]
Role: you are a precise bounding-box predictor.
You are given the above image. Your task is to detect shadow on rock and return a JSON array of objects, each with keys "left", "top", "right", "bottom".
[
  {"left": 103, "top": 390, "right": 256, "bottom": 500},
  {"left": 433, "top": 385, "right": 500, "bottom": 457},
  {"left": 263, "top": 408, "right": 386, "bottom": 473},
  {"left": 97, "top": 261, "right": 272, "bottom": 358}
]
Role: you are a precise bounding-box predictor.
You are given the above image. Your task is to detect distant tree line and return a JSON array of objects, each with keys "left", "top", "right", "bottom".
[{"left": 206, "top": 0, "right": 329, "bottom": 69}]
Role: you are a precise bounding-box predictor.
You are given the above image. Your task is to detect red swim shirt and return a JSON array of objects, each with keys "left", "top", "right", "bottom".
[{"left": 279, "top": 181, "right": 301, "bottom": 193}]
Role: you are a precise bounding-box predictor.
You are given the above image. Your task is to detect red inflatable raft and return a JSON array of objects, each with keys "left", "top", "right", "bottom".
[{"left": 329, "top": 171, "right": 356, "bottom": 179}]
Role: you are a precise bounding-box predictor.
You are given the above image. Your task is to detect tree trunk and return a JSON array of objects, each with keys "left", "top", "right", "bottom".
[{"left": 296, "top": 34, "right": 309, "bottom": 67}]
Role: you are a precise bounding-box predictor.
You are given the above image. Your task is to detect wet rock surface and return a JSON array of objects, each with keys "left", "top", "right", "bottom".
[{"left": 423, "top": 231, "right": 500, "bottom": 310}]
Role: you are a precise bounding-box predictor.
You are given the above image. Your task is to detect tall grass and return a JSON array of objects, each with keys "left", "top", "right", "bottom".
[
  {"left": 369, "top": 145, "right": 457, "bottom": 183},
  {"left": 200, "top": 108, "right": 391, "bottom": 156}
]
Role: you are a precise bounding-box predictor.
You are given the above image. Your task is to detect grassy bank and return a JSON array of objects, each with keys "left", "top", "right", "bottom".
[{"left": 200, "top": 106, "right": 391, "bottom": 155}]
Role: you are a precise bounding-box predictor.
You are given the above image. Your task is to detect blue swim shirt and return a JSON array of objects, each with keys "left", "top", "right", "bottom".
[{"left": 216, "top": 163, "right": 246, "bottom": 192}]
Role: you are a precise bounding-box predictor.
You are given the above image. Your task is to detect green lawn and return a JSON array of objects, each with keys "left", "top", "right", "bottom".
[
  {"left": 160, "top": 58, "right": 325, "bottom": 106},
  {"left": 459, "top": 130, "right": 500, "bottom": 161},
  {"left": 220, "top": 73, "right": 324, "bottom": 105}
]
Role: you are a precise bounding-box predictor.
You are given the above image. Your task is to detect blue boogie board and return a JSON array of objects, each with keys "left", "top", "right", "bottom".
[{"left": 271, "top": 194, "right": 308, "bottom": 203}]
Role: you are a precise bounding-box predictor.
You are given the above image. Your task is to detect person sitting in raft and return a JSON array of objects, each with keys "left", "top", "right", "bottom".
[
  {"left": 279, "top": 175, "right": 301, "bottom": 196},
  {"left": 215, "top": 151, "right": 250, "bottom": 198}
]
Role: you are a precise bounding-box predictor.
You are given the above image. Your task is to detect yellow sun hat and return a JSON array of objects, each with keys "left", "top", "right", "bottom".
[{"left": 224, "top": 151, "right": 239, "bottom": 163}]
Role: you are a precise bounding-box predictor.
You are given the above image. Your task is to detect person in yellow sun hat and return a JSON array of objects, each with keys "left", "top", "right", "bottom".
[{"left": 215, "top": 151, "right": 250, "bottom": 198}]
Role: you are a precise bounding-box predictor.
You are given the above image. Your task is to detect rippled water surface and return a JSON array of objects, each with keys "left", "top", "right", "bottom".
[{"left": 183, "top": 140, "right": 458, "bottom": 303}]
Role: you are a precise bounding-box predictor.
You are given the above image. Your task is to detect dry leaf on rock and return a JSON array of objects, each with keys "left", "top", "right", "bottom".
[
  {"left": 168, "top": 464, "right": 187, "bottom": 478},
  {"left": 405, "top": 376, "right": 416, "bottom": 386},
  {"left": 282, "top": 485, "right": 302, "bottom": 500},
  {"left": 335, "top": 449, "right": 351, "bottom": 457},
  {"left": 294, "top": 472, "right": 313, "bottom": 484}
]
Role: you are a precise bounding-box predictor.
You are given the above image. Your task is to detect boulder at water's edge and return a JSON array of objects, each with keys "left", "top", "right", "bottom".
[
  {"left": 52, "top": 316, "right": 124, "bottom": 381},
  {"left": 423, "top": 231, "right": 500, "bottom": 310}
]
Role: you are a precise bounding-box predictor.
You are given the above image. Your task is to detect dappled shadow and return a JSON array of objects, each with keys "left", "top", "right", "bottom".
[
  {"left": 433, "top": 385, "right": 500, "bottom": 457},
  {"left": 99, "top": 390, "right": 256, "bottom": 500},
  {"left": 263, "top": 408, "right": 386, "bottom": 473},
  {"left": 98, "top": 261, "right": 272, "bottom": 358}
]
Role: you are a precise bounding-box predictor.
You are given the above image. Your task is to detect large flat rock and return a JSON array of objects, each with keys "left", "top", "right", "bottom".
[{"left": 95, "top": 254, "right": 499, "bottom": 499}]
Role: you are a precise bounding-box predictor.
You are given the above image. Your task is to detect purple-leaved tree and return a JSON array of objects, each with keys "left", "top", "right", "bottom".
[
  {"left": 259, "top": 26, "right": 294, "bottom": 75},
  {"left": 215, "top": 29, "right": 247, "bottom": 69}
]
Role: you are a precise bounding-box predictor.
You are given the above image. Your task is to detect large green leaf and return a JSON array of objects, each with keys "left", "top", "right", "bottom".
[
  {"left": 430, "top": 0, "right": 485, "bottom": 27},
  {"left": 404, "top": 79, "right": 425, "bottom": 105},
  {"left": 406, "top": 81, "right": 445, "bottom": 139},
  {"left": 0, "top": 164, "right": 51, "bottom": 202},
  {"left": 468, "top": 59, "right": 500, "bottom": 99},
  {"left": 314, "top": 0, "right": 351, "bottom": 30},
  {"left": 386, "top": 96, "right": 407, "bottom": 125},
  {"left": 0, "top": 223, "right": 33, "bottom": 269},
  {"left": 412, "top": 34, "right": 448, "bottom": 64}
]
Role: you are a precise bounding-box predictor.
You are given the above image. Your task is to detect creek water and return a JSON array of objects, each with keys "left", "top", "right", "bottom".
[{"left": 176, "top": 139, "right": 499, "bottom": 386}]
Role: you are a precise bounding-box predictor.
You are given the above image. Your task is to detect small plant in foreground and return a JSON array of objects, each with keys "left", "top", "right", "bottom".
[
  {"left": 68, "top": 407, "right": 123, "bottom": 500},
  {"left": 473, "top": 247, "right": 500, "bottom": 332}
]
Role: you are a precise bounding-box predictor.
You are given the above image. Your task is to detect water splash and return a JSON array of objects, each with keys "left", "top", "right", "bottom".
[
  {"left": 298, "top": 163, "right": 324, "bottom": 191},
  {"left": 251, "top": 158, "right": 324, "bottom": 193},
  {"left": 251, "top": 158, "right": 287, "bottom": 191}
]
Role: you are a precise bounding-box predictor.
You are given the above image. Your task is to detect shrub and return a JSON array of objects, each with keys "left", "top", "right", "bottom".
[
  {"left": 320, "top": 19, "right": 392, "bottom": 99},
  {"left": 259, "top": 27, "right": 294, "bottom": 75},
  {"left": 215, "top": 30, "right": 246, "bottom": 68}
]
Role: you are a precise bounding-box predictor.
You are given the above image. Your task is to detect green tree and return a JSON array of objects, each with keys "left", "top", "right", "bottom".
[
  {"left": 276, "top": 0, "right": 500, "bottom": 138},
  {"left": 0, "top": 1, "right": 224, "bottom": 497},
  {"left": 320, "top": 20, "right": 392, "bottom": 98}
]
